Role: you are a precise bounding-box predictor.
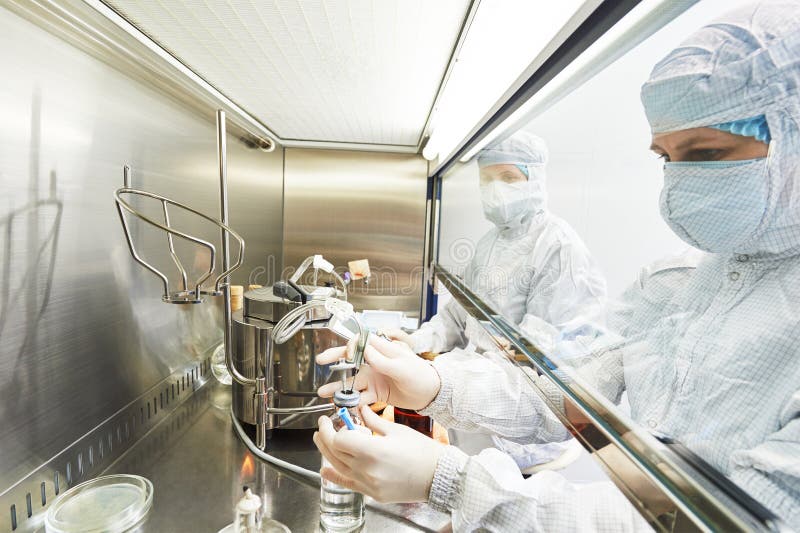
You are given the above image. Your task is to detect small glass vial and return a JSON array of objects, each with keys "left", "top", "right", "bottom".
[{"left": 319, "top": 390, "right": 366, "bottom": 532}]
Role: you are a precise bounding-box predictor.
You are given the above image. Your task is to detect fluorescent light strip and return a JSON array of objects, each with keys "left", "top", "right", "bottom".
[
  {"left": 459, "top": 0, "right": 698, "bottom": 163},
  {"left": 423, "top": 0, "right": 585, "bottom": 163}
]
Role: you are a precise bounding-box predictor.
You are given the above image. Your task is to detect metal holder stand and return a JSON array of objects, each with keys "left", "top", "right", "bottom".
[
  {"left": 114, "top": 187, "right": 245, "bottom": 304},
  {"left": 114, "top": 110, "right": 274, "bottom": 448}
]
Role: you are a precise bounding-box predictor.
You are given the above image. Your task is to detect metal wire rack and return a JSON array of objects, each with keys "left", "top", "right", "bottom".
[{"left": 114, "top": 186, "right": 244, "bottom": 304}]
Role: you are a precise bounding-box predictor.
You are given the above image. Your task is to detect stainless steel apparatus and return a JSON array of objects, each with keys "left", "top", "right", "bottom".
[
  {"left": 114, "top": 111, "right": 365, "bottom": 459},
  {"left": 231, "top": 265, "right": 352, "bottom": 430}
]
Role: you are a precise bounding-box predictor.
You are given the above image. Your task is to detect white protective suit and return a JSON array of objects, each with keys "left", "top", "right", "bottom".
[
  {"left": 419, "top": 2, "right": 800, "bottom": 530},
  {"left": 413, "top": 133, "right": 606, "bottom": 357},
  {"left": 413, "top": 132, "right": 608, "bottom": 467}
]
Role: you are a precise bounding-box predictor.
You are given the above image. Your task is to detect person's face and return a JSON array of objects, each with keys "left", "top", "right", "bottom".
[
  {"left": 649, "top": 127, "right": 768, "bottom": 163},
  {"left": 479, "top": 164, "right": 528, "bottom": 186}
]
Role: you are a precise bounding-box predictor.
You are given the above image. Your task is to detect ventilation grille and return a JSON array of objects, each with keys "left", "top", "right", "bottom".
[{"left": 0, "top": 359, "right": 211, "bottom": 532}]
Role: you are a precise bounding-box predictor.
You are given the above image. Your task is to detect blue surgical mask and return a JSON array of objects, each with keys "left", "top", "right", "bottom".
[{"left": 659, "top": 157, "right": 770, "bottom": 253}]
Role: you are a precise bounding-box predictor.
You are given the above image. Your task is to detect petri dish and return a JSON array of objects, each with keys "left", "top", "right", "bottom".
[{"left": 45, "top": 474, "right": 153, "bottom": 533}]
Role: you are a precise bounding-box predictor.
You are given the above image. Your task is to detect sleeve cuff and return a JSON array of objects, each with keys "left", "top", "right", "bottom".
[
  {"left": 428, "top": 445, "right": 469, "bottom": 513},
  {"left": 418, "top": 358, "right": 455, "bottom": 418},
  {"left": 534, "top": 373, "right": 566, "bottom": 417}
]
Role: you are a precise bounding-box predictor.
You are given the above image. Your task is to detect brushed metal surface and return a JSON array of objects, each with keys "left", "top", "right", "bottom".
[
  {"left": 105, "top": 381, "right": 443, "bottom": 533},
  {"left": 0, "top": 358, "right": 212, "bottom": 532},
  {"left": 283, "top": 148, "right": 428, "bottom": 316},
  {"left": 231, "top": 310, "right": 340, "bottom": 428},
  {"left": 0, "top": 0, "right": 283, "bottom": 508},
  {"left": 243, "top": 286, "right": 335, "bottom": 323}
]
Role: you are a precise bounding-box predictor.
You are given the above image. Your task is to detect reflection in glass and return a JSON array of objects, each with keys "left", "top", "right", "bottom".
[
  {"left": 431, "top": 1, "right": 799, "bottom": 529},
  {"left": 421, "top": 131, "right": 608, "bottom": 472}
]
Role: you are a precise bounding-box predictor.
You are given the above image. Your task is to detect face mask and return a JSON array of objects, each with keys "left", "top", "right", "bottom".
[
  {"left": 659, "top": 157, "right": 770, "bottom": 253},
  {"left": 480, "top": 180, "right": 541, "bottom": 227}
]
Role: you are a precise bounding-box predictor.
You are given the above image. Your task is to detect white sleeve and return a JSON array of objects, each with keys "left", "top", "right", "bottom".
[
  {"left": 729, "top": 390, "right": 800, "bottom": 527},
  {"left": 410, "top": 300, "right": 469, "bottom": 354},
  {"left": 428, "top": 446, "right": 652, "bottom": 532},
  {"left": 418, "top": 350, "right": 569, "bottom": 444}
]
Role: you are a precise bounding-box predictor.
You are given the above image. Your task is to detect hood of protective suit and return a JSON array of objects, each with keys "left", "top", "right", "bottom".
[
  {"left": 640, "top": 0, "right": 800, "bottom": 257},
  {"left": 477, "top": 131, "right": 549, "bottom": 228}
]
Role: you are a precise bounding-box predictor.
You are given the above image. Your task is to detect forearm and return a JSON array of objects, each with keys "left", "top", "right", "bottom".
[
  {"left": 428, "top": 446, "right": 652, "bottom": 532},
  {"left": 419, "top": 350, "right": 569, "bottom": 444},
  {"left": 411, "top": 302, "right": 468, "bottom": 354}
]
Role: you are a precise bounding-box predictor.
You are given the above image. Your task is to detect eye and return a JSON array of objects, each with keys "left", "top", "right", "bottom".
[{"left": 685, "top": 149, "right": 723, "bottom": 162}]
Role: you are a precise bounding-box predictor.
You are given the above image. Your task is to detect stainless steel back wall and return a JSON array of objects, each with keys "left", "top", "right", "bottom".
[
  {"left": 283, "top": 149, "right": 428, "bottom": 315},
  {"left": 0, "top": 2, "right": 283, "bottom": 496}
]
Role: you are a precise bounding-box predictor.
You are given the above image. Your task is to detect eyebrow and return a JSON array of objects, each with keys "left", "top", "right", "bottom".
[{"left": 650, "top": 132, "right": 726, "bottom": 153}]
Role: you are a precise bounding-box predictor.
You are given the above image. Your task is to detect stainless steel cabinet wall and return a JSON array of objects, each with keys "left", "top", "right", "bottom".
[
  {"left": 0, "top": 4, "right": 283, "bottom": 493},
  {"left": 283, "top": 148, "right": 428, "bottom": 316}
]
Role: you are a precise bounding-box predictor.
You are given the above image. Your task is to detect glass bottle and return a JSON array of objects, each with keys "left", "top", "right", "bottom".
[
  {"left": 393, "top": 407, "right": 433, "bottom": 438},
  {"left": 392, "top": 351, "right": 436, "bottom": 438},
  {"left": 319, "top": 390, "right": 365, "bottom": 532}
]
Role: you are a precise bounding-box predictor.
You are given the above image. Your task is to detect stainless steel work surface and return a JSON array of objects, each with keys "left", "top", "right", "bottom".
[{"left": 104, "top": 381, "right": 448, "bottom": 532}]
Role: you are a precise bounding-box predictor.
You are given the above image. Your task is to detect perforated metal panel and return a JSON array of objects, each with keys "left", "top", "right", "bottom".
[{"left": 102, "top": 0, "right": 470, "bottom": 147}]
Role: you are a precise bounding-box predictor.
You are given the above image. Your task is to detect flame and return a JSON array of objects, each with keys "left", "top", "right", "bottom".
[{"left": 241, "top": 454, "right": 255, "bottom": 478}]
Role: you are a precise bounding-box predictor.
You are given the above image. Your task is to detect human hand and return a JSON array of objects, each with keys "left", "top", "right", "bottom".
[
  {"left": 378, "top": 328, "right": 414, "bottom": 349},
  {"left": 313, "top": 405, "right": 445, "bottom": 503},
  {"left": 317, "top": 334, "right": 440, "bottom": 410}
]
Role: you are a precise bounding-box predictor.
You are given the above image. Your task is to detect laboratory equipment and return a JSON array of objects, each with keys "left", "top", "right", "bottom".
[
  {"left": 319, "top": 360, "right": 366, "bottom": 532},
  {"left": 230, "top": 256, "right": 363, "bottom": 436},
  {"left": 44, "top": 474, "right": 153, "bottom": 533},
  {"left": 218, "top": 486, "right": 290, "bottom": 533},
  {"left": 114, "top": 110, "right": 366, "bottom": 461}
]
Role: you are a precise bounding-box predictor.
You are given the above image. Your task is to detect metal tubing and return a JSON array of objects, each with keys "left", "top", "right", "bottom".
[
  {"left": 217, "top": 110, "right": 253, "bottom": 387},
  {"left": 161, "top": 200, "right": 189, "bottom": 291}
]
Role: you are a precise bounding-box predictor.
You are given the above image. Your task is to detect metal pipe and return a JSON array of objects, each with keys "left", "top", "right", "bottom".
[{"left": 217, "top": 109, "right": 253, "bottom": 387}]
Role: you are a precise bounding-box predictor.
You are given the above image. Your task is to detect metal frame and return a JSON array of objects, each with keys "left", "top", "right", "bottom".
[{"left": 429, "top": 0, "right": 642, "bottom": 178}]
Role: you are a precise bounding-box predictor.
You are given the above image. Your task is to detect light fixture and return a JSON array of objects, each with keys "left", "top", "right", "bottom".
[
  {"left": 422, "top": 138, "right": 438, "bottom": 161},
  {"left": 459, "top": 0, "right": 697, "bottom": 163},
  {"left": 425, "top": 0, "right": 584, "bottom": 167}
]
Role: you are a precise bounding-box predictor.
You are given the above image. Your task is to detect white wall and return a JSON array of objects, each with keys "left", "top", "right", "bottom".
[{"left": 439, "top": 0, "right": 753, "bottom": 297}]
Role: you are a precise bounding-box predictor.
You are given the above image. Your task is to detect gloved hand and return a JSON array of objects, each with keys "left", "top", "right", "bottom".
[
  {"left": 313, "top": 404, "right": 446, "bottom": 503},
  {"left": 317, "top": 334, "right": 440, "bottom": 411},
  {"left": 378, "top": 328, "right": 415, "bottom": 349}
]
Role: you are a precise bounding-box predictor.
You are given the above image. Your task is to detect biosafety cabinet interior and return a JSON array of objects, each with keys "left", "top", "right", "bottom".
[{"left": 0, "top": 0, "right": 791, "bottom": 532}]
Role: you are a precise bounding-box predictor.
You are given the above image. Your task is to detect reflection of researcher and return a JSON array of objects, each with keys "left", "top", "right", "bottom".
[
  {"left": 388, "top": 131, "right": 608, "bottom": 468},
  {"left": 393, "top": 131, "right": 605, "bottom": 357},
  {"left": 314, "top": 2, "right": 800, "bottom": 530}
]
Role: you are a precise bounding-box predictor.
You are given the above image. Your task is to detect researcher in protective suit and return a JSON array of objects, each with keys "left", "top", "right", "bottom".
[
  {"left": 313, "top": 1, "right": 800, "bottom": 530},
  {"left": 386, "top": 131, "right": 608, "bottom": 468},
  {"left": 392, "top": 131, "right": 606, "bottom": 357}
]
